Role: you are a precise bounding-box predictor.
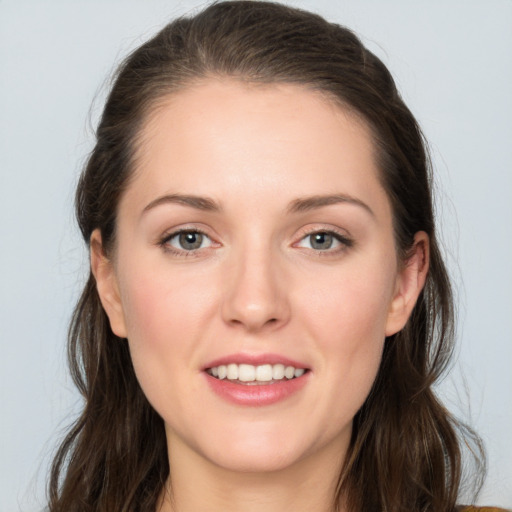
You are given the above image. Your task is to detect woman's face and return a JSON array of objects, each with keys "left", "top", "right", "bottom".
[{"left": 93, "top": 80, "right": 426, "bottom": 475}]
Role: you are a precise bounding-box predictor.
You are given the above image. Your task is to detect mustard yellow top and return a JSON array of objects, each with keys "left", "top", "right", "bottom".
[{"left": 462, "top": 507, "right": 511, "bottom": 512}]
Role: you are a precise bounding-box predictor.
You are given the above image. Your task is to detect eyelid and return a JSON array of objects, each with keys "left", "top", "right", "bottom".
[
  {"left": 158, "top": 225, "right": 220, "bottom": 256},
  {"left": 156, "top": 223, "right": 353, "bottom": 256},
  {"left": 160, "top": 226, "right": 208, "bottom": 240},
  {"left": 292, "top": 225, "right": 354, "bottom": 251}
]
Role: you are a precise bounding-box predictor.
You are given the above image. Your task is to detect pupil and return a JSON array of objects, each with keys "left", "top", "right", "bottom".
[
  {"left": 179, "top": 232, "right": 202, "bottom": 250},
  {"left": 311, "top": 233, "right": 332, "bottom": 250}
]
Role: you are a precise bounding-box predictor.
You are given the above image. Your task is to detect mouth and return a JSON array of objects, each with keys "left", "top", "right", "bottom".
[{"left": 206, "top": 363, "right": 307, "bottom": 384}]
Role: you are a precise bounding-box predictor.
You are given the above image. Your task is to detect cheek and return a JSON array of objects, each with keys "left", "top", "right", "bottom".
[
  {"left": 300, "top": 258, "right": 395, "bottom": 390},
  {"left": 119, "top": 262, "right": 215, "bottom": 342},
  {"left": 304, "top": 259, "right": 395, "bottom": 340},
  {"left": 116, "top": 264, "right": 218, "bottom": 396}
]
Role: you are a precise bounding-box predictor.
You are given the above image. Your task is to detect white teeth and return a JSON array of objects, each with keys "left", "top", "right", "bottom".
[
  {"left": 272, "top": 364, "right": 285, "bottom": 380},
  {"left": 284, "top": 366, "right": 295, "bottom": 379},
  {"left": 238, "top": 364, "right": 256, "bottom": 382},
  {"left": 227, "top": 363, "right": 238, "bottom": 380},
  {"left": 208, "top": 363, "right": 306, "bottom": 382},
  {"left": 255, "top": 364, "right": 273, "bottom": 381},
  {"left": 217, "top": 365, "right": 227, "bottom": 380}
]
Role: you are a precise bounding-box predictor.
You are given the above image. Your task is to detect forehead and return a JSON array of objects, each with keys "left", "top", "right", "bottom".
[{"left": 123, "top": 79, "right": 388, "bottom": 218}]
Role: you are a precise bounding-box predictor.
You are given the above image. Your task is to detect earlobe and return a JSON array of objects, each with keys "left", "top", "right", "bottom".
[
  {"left": 90, "top": 229, "right": 127, "bottom": 338},
  {"left": 385, "top": 231, "right": 429, "bottom": 337}
]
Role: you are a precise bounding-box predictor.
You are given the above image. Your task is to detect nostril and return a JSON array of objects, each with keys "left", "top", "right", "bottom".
[{"left": 228, "top": 316, "right": 280, "bottom": 330}]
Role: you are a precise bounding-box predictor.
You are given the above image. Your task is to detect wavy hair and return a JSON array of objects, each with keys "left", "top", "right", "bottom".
[{"left": 48, "top": 2, "right": 484, "bottom": 510}]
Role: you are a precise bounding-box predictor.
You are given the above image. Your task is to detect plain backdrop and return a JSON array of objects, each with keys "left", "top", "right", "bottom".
[{"left": 1, "top": 1, "right": 511, "bottom": 510}]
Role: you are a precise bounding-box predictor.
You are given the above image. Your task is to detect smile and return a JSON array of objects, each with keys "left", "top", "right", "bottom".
[{"left": 206, "top": 363, "right": 306, "bottom": 383}]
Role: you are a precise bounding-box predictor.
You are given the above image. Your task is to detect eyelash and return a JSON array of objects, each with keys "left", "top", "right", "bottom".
[
  {"left": 158, "top": 228, "right": 215, "bottom": 257},
  {"left": 158, "top": 227, "right": 354, "bottom": 257},
  {"left": 294, "top": 228, "right": 354, "bottom": 256}
]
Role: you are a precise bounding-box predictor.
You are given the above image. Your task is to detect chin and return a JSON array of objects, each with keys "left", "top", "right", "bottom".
[
  {"left": 205, "top": 443, "right": 309, "bottom": 474},
  {"left": 188, "top": 421, "right": 344, "bottom": 476}
]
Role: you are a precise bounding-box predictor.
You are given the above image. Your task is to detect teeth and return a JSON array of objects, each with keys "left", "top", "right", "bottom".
[
  {"left": 227, "top": 363, "right": 238, "bottom": 380},
  {"left": 208, "top": 363, "right": 306, "bottom": 382},
  {"left": 255, "top": 364, "right": 272, "bottom": 381},
  {"left": 272, "top": 364, "right": 285, "bottom": 380},
  {"left": 239, "top": 364, "right": 256, "bottom": 382},
  {"left": 284, "top": 366, "right": 295, "bottom": 379},
  {"left": 218, "top": 365, "right": 227, "bottom": 379}
]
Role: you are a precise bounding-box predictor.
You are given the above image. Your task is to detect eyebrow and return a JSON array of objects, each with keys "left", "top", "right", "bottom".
[
  {"left": 287, "top": 194, "right": 375, "bottom": 217},
  {"left": 141, "top": 192, "right": 374, "bottom": 217},
  {"left": 142, "top": 194, "right": 222, "bottom": 215}
]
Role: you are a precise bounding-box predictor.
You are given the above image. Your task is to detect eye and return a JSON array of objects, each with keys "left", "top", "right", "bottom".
[
  {"left": 163, "top": 230, "right": 213, "bottom": 251},
  {"left": 296, "top": 230, "right": 352, "bottom": 252}
]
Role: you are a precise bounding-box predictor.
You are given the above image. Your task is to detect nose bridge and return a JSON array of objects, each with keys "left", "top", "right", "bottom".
[{"left": 222, "top": 234, "right": 289, "bottom": 331}]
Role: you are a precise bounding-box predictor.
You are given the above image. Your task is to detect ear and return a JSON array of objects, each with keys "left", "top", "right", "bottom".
[
  {"left": 385, "top": 231, "right": 429, "bottom": 336},
  {"left": 90, "top": 229, "right": 127, "bottom": 338}
]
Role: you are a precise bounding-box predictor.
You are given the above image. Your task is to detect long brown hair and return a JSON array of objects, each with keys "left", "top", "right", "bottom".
[{"left": 48, "top": 2, "right": 484, "bottom": 511}]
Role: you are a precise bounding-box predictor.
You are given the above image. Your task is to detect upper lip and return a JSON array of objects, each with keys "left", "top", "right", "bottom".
[{"left": 203, "top": 353, "right": 309, "bottom": 370}]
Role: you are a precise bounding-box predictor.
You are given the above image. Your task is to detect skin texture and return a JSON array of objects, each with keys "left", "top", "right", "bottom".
[{"left": 91, "top": 80, "right": 429, "bottom": 512}]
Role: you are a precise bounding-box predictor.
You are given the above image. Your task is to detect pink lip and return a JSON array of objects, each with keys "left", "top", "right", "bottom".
[
  {"left": 203, "top": 353, "right": 308, "bottom": 370},
  {"left": 204, "top": 371, "right": 309, "bottom": 406},
  {"left": 202, "top": 353, "right": 311, "bottom": 407}
]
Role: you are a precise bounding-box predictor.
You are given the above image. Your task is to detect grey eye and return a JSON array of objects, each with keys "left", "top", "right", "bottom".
[
  {"left": 165, "top": 231, "right": 212, "bottom": 251},
  {"left": 178, "top": 232, "right": 204, "bottom": 250},
  {"left": 309, "top": 232, "right": 334, "bottom": 250},
  {"left": 295, "top": 230, "right": 351, "bottom": 252}
]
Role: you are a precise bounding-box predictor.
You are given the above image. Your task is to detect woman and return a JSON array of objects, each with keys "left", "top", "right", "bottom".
[{"left": 46, "top": 1, "right": 503, "bottom": 511}]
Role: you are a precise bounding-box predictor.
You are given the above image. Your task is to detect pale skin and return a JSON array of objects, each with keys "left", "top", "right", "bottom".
[{"left": 91, "top": 79, "right": 429, "bottom": 512}]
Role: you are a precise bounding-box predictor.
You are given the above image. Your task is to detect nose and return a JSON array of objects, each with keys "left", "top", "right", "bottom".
[{"left": 221, "top": 246, "right": 291, "bottom": 332}]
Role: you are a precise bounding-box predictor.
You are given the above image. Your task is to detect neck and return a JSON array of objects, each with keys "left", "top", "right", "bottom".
[{"left": 158, "top": 435, "right": 348, "bottom": 512}]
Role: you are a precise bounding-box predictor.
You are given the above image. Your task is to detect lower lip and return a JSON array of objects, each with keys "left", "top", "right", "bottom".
[{"left": 205, "top": 372, "right": 309, "bottom": 406}]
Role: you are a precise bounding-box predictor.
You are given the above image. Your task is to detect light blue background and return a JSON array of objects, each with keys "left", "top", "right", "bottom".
[{"left": 1, "top": 1, "right": 511, "bottom": 510}]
